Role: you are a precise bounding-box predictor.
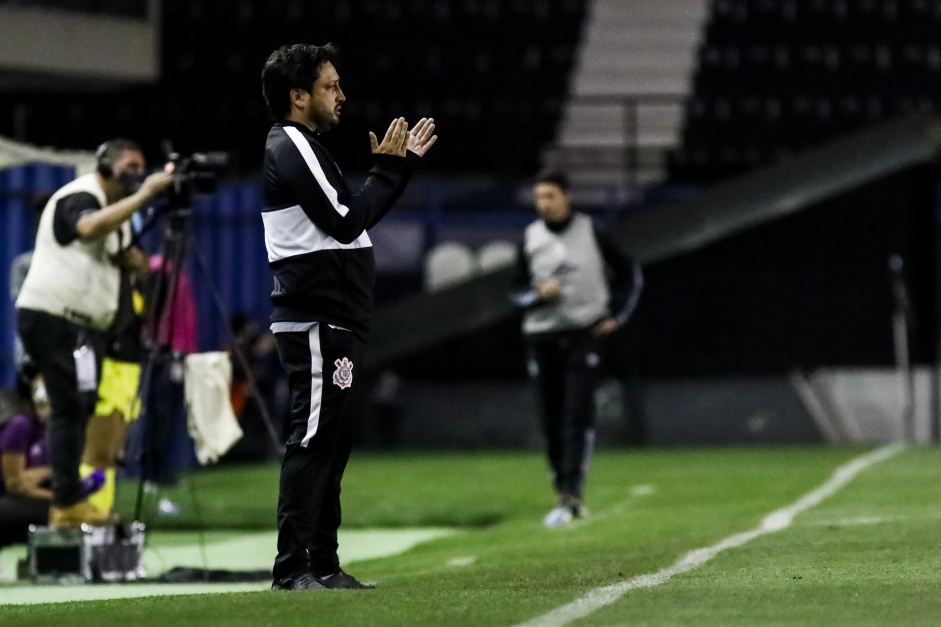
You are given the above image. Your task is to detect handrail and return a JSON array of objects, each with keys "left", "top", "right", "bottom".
[{"left": 560, "top": 93, "right": 687, "bottom": 191}]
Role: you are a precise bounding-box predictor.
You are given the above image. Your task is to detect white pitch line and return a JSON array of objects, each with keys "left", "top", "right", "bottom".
[
  {"left": 810, "top": 515, "right": 897, "bottom": 527},
  {"left": 809, "top": 512, "right": 941, "bottom": 527},
  {"left": 515, "top": 444, "right": 904, "bottom": 627}
]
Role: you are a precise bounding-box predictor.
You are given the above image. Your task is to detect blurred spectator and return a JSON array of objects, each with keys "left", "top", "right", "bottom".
[
  {"left": 122, "top": 252, "right": 200, "bottom": 486},
  {"left": 8, "top": 193, "right": 51, "bottom": 369},
  {"left": 147, "top": 253, "right": 199, "bottom": 353},
  {"left": 0, "top": 364, "right": 51, "bottom": 548},
  {"left": 8, "top": 251, "right": 32, "bottom": 369},
  {"left": 228, "top": 313, "right": 281, "bottom": 461},
  {"left": 80, "top": 236, "right": 149, "bottom": 516}
]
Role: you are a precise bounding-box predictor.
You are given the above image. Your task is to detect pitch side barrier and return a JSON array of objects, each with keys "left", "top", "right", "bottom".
[{"left": 368, "top": 113, "right": 941, "bottom": 368}]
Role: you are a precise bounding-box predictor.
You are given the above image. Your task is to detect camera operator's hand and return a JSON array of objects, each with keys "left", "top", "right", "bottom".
[
  {"left": 407, "top": 117, "right": 438, "bottom": 158},
  {"left": 537, "top": 278, "right": 562, "bottom": 302},
  {"left": 139, "top": 171, "right": 174, "bottom": 199},
  {"left": 77, "top": 170, "right": 174, "bottom": 240},
  {"left": 369, "top": 117, "right": 409, "bottom": 157}
]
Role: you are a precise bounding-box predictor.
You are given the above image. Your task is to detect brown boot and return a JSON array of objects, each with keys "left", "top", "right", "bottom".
[{"left": 49, "top": 500, "right": 116, "bottom": 527}]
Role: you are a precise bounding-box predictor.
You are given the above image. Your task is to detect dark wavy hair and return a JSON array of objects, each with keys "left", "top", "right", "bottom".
[
  {"left": 98, "top": 138, "right": 142, "bottom": 164},
  {"left": 261, "top": 43, "right": 339, "bottom": 119},
  {"left": 0, "top": 362, "right": 37, "bottom": 426},
  {"left": 533, "top": 168, "right": 570, "bottom": 192}
]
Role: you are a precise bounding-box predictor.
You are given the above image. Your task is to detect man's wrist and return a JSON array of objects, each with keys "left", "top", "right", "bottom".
[{"left": 132, "top": 187, "right": 152, "bottom": 204}]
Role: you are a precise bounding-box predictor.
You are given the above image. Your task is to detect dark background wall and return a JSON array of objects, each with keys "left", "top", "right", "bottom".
[{"left": 0, "top": 0, "right": 588, "bottom": 178}]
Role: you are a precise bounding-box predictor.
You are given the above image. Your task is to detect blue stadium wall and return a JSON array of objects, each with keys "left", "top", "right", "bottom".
[{"left": 0, "top": 164, "right": 273, "bottom": 387}]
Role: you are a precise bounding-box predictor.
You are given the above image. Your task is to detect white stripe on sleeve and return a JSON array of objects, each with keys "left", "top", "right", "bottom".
[{"left": 282, "top": 126, "right": 350, "bottom": 217}]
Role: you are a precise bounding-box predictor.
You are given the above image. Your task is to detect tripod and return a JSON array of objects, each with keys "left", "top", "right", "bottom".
[{"left": 131, "top": 190, "right": 285, "bottom": 524}]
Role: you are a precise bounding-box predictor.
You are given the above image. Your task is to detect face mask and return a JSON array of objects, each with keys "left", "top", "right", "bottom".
[
  {"left": 117, "top": 170, "right": 146, "bottom": 195},
  {"left": 32, "top": 380, "right": 49, "bottom": 406}
]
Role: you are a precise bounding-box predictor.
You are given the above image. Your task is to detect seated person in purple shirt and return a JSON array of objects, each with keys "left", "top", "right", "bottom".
[{"left": 0, "top": 364, "right": 52, "bottom": 548}]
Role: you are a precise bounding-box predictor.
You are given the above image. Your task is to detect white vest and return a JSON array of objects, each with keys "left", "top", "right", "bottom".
[
  {"left": 16, "top": 173, "right": 129, "bottom": 331},
  {"left": 522, "top": 212, "right": 611, "bottom": 335}
]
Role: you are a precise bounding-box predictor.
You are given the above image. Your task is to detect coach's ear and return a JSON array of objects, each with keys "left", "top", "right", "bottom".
[{"left": 290, "top": 87, "right": 311, "bottom": 114}]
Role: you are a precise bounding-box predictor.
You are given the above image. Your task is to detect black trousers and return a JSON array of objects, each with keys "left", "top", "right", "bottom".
[
  {"left": 0, "top": 495, "right": 49, "bottom": 548},
  {"left": 17, "top": 308, "right": 104, "bottom": 507},
  {"left": 272, "top": 323, "right": 364, "bottom": 581},
  {"left": 527, "top": 329, "right": 603, "bottom": 500}
]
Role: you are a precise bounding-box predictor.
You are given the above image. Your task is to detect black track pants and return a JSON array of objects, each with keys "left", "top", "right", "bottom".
[
  {"left": 272, "top": 323, "right": 364, "bottom": 581},
  {"left": 527, "top": 330, "right": 602, "bottom": 500},
  {"left": 17, "top": 308, "right": 103, "bottom": 507}
]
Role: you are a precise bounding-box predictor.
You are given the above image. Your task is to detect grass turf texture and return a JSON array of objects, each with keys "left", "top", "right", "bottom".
[{"left": 2, "top": 446, "right": 941, "bottom": 626}]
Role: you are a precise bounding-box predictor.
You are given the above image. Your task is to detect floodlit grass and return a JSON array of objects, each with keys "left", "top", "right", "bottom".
[
  {"left": 115, "top": 451, "right": 558, "bottom": 530},
  {"left": 4, "top": 446, "right": 941, "bottom": 626}
]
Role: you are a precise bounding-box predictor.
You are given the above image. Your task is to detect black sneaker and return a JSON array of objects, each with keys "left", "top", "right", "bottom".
[
  {"left": 314, "top": 569, "right": 375, "bottom": 589},
  {"left": 563, "top": 494, "right": 590, "bottom": 519},
  {"left": 271, "top": 573, "right": 326, "bottom": 590}
]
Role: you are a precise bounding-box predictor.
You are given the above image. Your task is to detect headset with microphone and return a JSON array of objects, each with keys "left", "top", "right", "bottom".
[{"left": 95, "top": 141, "right": 114, "bottom": 178}]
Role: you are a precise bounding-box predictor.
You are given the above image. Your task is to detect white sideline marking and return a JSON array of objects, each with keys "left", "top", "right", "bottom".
[
  {"left": 515, "top": 444, "right": 904, "bottom": 627},
  {"left": 630, "top": 484, "right": 655, "bottom": 497},
  {"left": 809, "top": 513, "right": 941, "bottom": 527},
  {"left": 812, "top": 516, "right": 894, "bottom": 526},
  {"left": 448, "top": 556, "right": 477, "bottom": 567}
]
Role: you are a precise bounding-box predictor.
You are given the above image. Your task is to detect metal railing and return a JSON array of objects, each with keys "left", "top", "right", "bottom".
[{"left": 555, "top": 93, "right": 687, "bottom": 190}]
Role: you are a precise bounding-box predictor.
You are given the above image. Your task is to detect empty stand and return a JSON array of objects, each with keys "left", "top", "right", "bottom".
[
  {"left": 672, "top": 0, "right": 941, "bottom": 184},
  {"left": 0, "top": 0, "right": 588, "bottom": 177}
]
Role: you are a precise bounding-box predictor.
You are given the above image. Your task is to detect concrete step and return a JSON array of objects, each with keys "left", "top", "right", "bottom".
[
  {"left": 584, "top": 30, "right": 704, "bottom": 46},
  {"left": 572, "top": 65, "right": 698, "bottom": 94},
  {"left": 564, "top": 167, "right": 666, "bottom": 187},
  {"left": 545, "top": 0, "right": 707, "bottom": 187},
  {"left": 593, "top": 1, "right": 708, "bottom": 20},
  {"left": 560, "top": 105, "right": 685, "bottom": 130},
  {"left": 555, "top": 134, "right": 679, "bottom": 149},
  {"left": 546, "top": 144, "right": 670, "bottom": 162}
]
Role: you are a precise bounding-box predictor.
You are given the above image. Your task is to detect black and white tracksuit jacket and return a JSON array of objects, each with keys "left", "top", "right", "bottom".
[{"left": 261, "top": 121, "right": 416, "bottom": 340}]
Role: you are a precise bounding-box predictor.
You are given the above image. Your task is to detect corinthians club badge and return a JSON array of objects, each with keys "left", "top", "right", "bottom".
[{"left": 333, "top": 357, "right": 354, "bottom": 389}]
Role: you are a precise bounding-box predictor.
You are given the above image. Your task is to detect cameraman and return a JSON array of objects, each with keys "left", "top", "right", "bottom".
[{"left": 15, "top": 139, "right": 172, "bottom": 527}]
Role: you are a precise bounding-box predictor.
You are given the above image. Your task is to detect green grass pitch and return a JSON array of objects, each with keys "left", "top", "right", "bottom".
[{"left": 2, "top": 446, "right": 940, "bottom": 626}]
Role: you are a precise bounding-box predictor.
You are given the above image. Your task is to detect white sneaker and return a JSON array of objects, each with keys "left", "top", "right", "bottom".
[{"left": 542, "top": 505, "right": 574, "bottom": 528}]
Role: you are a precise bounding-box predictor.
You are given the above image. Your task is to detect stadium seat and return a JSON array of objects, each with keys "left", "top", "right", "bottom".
[
  {"left": 476, "top": 240, "right": 517, "bottom": 273},
  {"left": 423, "top": 242, "right": 479, "bottom": 292}
]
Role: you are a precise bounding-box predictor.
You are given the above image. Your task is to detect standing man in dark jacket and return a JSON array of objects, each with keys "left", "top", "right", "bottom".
[
  {"left": 260, "top": 43, "right": 437, "bottom": 590},
  {"left": 511, "top": 169, "right": 643, "bottom": 528}
]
